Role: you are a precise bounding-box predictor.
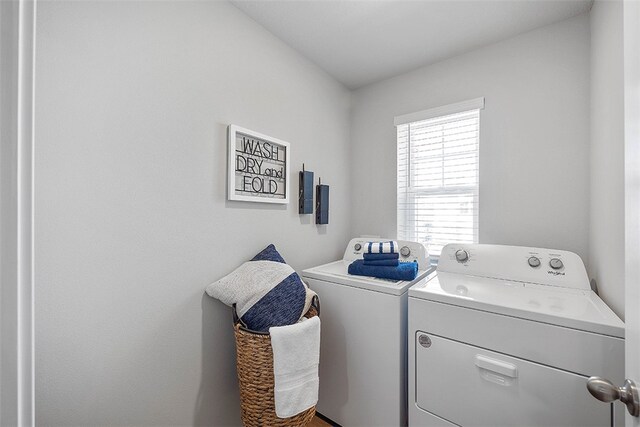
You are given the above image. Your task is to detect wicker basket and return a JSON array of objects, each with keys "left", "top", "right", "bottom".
[{"left": 232, "top": 297, "right": 320, "bottom": 427}]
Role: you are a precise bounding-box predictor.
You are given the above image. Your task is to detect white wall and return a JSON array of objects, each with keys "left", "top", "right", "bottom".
[
  {"left": 589, "top": 0, "right": 625, "bottom": 319},
  {"left": 350, "top": 14, "right": 591, "bottom": 262},
  {"left": 34, "top": 1, "right": 351, "bottom": 425}
]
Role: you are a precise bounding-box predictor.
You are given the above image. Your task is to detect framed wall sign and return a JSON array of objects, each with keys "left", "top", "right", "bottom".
[{"left": 228, "top": 125, "right": 290, "bottom": 204}]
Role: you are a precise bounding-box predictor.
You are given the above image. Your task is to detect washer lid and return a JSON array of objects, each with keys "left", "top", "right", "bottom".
[
  {"left": 409, "top": 271, "right": 624, "bottom": 337},
  {"left": 302, "top": 260, "right": 432, "bottom": 296}
]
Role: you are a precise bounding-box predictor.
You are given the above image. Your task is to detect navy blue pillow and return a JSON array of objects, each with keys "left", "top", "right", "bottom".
[
  {"left": 240, "top": 244, "right": 307, "bottom": 332},
  {"left": 250, "top": 244, "right": 286, "bottom": 264}
]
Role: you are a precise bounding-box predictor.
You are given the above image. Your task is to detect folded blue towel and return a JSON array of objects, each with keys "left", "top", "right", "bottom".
[
  {"left": 363, "top": 253, "right": 399, "bottom": 261},
  {"left": 366, "top": 241, "right": 398, "bottom": 254},
  {"left": 364, "top": 259, "right": 399, "bottom": 267},
  {"left": 348, "top": 260, "right": 418, "bottom": 281}
]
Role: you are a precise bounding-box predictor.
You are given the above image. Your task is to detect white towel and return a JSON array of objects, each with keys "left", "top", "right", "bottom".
[
  {"left": 269, "top": 316, "right": 321, "bottom": 418},
  {"left": 300, "top": 284, "right": 317, "bottom": 322},
  {"left": 366, "top": 240, "right": 398, "bottom": 254}
]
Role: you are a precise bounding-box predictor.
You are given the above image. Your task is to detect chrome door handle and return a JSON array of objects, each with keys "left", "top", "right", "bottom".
[{"left": 587, "top": 376, "right": 640, "bottom": 417}]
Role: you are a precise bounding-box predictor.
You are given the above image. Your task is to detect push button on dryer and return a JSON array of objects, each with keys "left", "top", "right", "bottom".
[{"left": 418, "top": 334, "right": 432, "bottom": 348}]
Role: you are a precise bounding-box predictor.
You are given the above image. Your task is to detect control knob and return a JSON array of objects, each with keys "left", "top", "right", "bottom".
[
  {"left": 455, "top": 249, "right": 469, "bottom": 263},
  {"left": 528, "top": 256, "right": 541, "bottom": 268},
  {"left": 400, "top": 246, "right": 411, "bottom": 257},
  {"left": 354, "top": 243, "right": 362, "bottom": 251},
  {"left": 549, "top": 258, "right": 564, "bottom": 270}
]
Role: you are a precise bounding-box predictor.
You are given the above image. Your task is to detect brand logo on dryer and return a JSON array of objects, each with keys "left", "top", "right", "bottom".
[{"left": 547, "top": 270, "right": 566, "bottom": 276}]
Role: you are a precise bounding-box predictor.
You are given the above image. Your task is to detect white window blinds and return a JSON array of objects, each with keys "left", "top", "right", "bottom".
[{"left": 397, "top": 102, "right": 481, "bottom": 259}]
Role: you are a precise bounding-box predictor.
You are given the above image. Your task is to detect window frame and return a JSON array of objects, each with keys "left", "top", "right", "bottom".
[{"left": 396, "top": 99, "right": 484, "bottom": 263}]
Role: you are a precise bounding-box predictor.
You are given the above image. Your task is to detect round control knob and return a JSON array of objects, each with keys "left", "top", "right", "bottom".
[
  {"left": 528, "top": 256, "right": 541, "bottom": 268},
  {"left": 354, "top": 243, "right": 362, "bottom": 251},
  {"left": 455, "top": 249, "right": 469, "bottom": 263},
  {"left": 549, "top": 258, "right": 564, "bottom": 270},
  {"left": 400, "top": 246, "right": 411, "bottom": 257}
]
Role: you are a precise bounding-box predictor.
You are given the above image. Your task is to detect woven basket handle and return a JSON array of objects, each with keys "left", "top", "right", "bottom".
[{"left": 232, "top": 295, "right": 320, "bottom": 335}]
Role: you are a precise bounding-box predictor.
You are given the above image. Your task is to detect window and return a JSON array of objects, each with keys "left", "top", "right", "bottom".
[{"left": 396, "top": 98, "right": 483, "bottom": 261}]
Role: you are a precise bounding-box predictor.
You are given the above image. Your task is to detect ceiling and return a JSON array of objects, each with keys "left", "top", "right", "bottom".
[{"left": 231, "top": 0, "right": 592, "bottom": 89}]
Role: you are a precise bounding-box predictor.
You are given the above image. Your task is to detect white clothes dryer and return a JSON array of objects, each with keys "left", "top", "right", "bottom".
[
  {"left": 302, "top": 237, "right": 433, "bottom": 427},
  {"left": 408, "top": 243, "right": 625, "bottom": 427}
]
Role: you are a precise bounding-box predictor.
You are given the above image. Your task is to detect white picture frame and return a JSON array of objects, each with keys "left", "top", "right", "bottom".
[{"left": 227, "top": 124, "right": 290, "bottom": 204}]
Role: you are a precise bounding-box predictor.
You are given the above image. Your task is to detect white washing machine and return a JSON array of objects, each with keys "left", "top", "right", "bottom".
[
  {"left": 408, "top": 243, "right": 625, "bottom": 427},
  {"left": 302, "top": 237, "right": 433, "bottom": 427}
]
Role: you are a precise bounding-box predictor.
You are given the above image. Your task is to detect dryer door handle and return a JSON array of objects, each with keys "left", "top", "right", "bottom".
[{"left": 475, "top": 354, "right": 518, "bottom": 378}]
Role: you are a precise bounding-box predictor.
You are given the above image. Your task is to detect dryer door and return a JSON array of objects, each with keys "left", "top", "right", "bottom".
[{"left": 415, "top": 333, "right": 612, "bottom": 426}]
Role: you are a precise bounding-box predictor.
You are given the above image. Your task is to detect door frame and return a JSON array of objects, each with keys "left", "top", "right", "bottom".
[
  {"left": 624, "top": 0, "right": 640, "bottom": 426},
  {"left": 1, "top": 0, "right": 36, "bottom": 425}
]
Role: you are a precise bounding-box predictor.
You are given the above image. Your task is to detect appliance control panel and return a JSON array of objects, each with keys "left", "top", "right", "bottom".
[
  {"left": 438, "top": 243, "right": 590, "bottom": 290},
  {"left": 343, "top": 237, "right": 429, "bottom": 268}
]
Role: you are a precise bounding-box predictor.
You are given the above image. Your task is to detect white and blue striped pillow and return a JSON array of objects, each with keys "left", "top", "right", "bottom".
[{"left": 205, "top": 244, "right": 308, "bottom": 332}]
